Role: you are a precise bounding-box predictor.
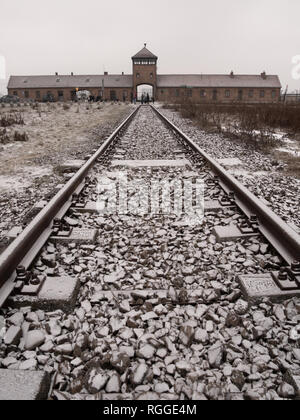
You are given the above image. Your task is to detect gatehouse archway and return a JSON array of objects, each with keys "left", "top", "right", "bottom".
[{"left": 137, "top": 84, "right": 154, "bottom": 102}]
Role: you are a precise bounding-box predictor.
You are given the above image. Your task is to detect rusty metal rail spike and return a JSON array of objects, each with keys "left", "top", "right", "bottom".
[
  {"left": 0, "top": 106, "right": 140, "bottom": 305},
  {"left": 151, "top": 105, "right": 300, "bottom": 266}
]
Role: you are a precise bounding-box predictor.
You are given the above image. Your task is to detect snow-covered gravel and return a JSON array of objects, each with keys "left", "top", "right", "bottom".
[
  {"left": 0, "top": 103, "right": 135, "bottom": 250},
  {"left": 0, "top": 105, "right": 299, "bottom": 401},
  {"left": 159, "top": 107, "right": 300, "bottom": 230}
]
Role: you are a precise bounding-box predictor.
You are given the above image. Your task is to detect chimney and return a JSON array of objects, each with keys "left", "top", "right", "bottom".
[
  {"left": 261, "top": 71, "right": 267, "bottom": 79},
  {"left": 104, "top": 71, "right": 108, "bottom": 75},
  {"left": 230, "top": 71, "right": 234, "bottom": 78},
  {"left": 71, "top": 72, "right": 74, "bottom": 76},
  {"left": 55, "top": 72, "right": 58, "bottom": 76},
  {"left": 122, "top": 72, "right": 124, "bottom": 75}
]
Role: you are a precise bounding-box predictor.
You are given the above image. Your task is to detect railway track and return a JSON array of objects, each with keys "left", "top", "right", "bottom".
[{"left": 0, "top": 104, "right": 299, "bottom": 401}]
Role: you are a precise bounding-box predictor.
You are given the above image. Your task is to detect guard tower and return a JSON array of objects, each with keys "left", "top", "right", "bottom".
[{"left": 132, "top": 44, "right": 158, "bottom": 100}]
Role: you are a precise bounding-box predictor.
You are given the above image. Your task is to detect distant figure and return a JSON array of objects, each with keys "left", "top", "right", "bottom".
[
  {"left": 146, "top": 93, "right": 150, "bottom": 103},
  {"left": 152, "top": 96, "right": 155, "bottom": 104},
  {"left": 141, "top": 94, "right": 144, "bottom": 104}
]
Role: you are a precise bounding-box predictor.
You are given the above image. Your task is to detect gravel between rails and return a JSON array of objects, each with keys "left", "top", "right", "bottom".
[{"left": 0, "top": 105, "right": 299, "bottom": 401}]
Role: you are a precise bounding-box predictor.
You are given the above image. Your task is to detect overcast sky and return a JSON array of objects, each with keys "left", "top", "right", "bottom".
[{"left": 0, "top": 0, "right": 299, "bottom": 93}]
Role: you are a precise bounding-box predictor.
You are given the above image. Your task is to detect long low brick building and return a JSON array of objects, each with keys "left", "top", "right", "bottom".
[{"left": 7, "top": 45, "right": 281, "bottom": 103}]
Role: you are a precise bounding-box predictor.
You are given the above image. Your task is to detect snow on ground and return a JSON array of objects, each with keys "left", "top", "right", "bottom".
[
  {"left": 0, "top": 101, "right": 135, "bottom": 245},
  {"left": 159, "top": 106, "right": 300, "bottom": 230},
  {"left": 220, "top": 125, "right": 300, "bottom": 157},
  {"left": 0, "top": 167, "right": 52, "bottom": 192},
  {"left": 0, "top": 102, "right": 134, "bottom": 184},
  {"left": 277, "top": 147, "right": 300, "bottom": 157}
]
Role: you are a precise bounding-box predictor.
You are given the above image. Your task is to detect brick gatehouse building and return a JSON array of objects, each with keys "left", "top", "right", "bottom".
[{"left": 7, "top": 44, "right": 281, "bottom": 103}]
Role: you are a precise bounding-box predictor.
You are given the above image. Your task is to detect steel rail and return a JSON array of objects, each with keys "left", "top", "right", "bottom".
[
  {"left": 151, "top": 105, "right": 300, "bottom": 266},
  {"left": 0, "top": 105, "right": 140, "bottom": 302}
]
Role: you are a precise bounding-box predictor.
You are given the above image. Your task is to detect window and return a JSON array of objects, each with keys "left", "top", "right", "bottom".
[
  {"left": 175, "top": 89, "right": 180, "bottom": 97},
  {"left": 36, "top": 91, "right": 41, "bottom": 100},
  {"left": 212, "top": 90, "right": 218, "bottom": 100},
  {"left": 260, "top": 90, "right": 265, "bottom": 98},
  {"left": 187, "top": 89, "right": 192, "bottom": 97},
  {"left": 200, "top": 90, "right": 206, "bottom": 97},
  {"left": 25, "top": 91, "right": 29, "bottom": 98},
  {"left": 248, "top": 90, "right": 254, "bottom": 98},
  {"left": 161, "top": 90, "right": 164, "bottom": 95},
  {"left": 238, "top": 90, "right": 243, "bottom": 100},
  {"left": 110, "top": 90, "right": 116, "bottom": 101},
  {"left": 134, "top": 59, "right": 155, "bottom": 65},
  {"left": 136, "top": 73, "right": 140, "bottom": 79},
  {"left": 225, "top": 90, "right": 230, "bottom": 98},
  {"left": 150, "top": 73, "right": 153, "bottom": 79},
  {"left": 58, "top": 91, "right": 64, "bottom": 99},
  {"left": 272, "top": 90, "right": 276, "bottom": 99},
  {"left": 13, "top": 91, "right": 18, "bottom": 96},
  {"left": 45, "top": 91, "right": 53, "bottom": 101}
]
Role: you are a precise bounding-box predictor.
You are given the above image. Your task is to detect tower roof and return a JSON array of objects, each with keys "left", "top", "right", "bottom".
[{"left": 132, "top": 44, "right": 158, "bottom": 59}]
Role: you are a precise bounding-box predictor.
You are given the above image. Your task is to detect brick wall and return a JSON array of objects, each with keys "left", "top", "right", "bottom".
[
  {"left": 8, "top": 85, "right": 280, "bottom": 104},
  {"left": 8, "top": 87, "right": 133, "bottom": 102},
  {"left": 156, "top": 87, "right": 281, "bottom": 103},
  {"left": 133, "top": 63, "right": 157, "bottom": 97}
]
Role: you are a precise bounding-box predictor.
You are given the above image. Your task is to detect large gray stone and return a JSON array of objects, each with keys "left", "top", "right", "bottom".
[
  {"left": 39, "top": 277, "right": 80, "bottom": 312},
  {"left": 25, "top": 330, "right": 45, "bottom": 350},
  {"left": 4, "top": 325, "right": 22, "bottom": 346},
  {"left": 130, "top": 364, "right": 149, "bottom": 385},
  {"left": 238, "top": 273, "right": 300, "bottom": 302},
  {"left": 208, "top": 342, "right": 224, "bottom": 368},
  {"left": 0, "top": 369, "right": 50, "bottom": 400},
  {"left": 51, "top": 228, "right": 98, "bottom": 244},
  {"left": 111, "top": 159, "right": 191, "bottom": 168},
  {"left": 9, "top": 276, "right": 80, "bottom": 313},
  {"left": 106, "top": 373, "right": 121, "bottom": 393},
  {"left": 213, "top": 224, "right": 259, "bottom": 242}
]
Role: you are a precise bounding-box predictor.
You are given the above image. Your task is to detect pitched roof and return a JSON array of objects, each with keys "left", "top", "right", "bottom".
[
  {"left": 7, "top": 74, "right": 133, "bottom": 89},
  {"left": 7, "top": 73, "right": 282, "bottom": 90},
  {"left": 157, "top": 74, "right": 281, "bottom": 88},
  {"left": 132, "top": 45, "right": 158, "bottom": 59}
]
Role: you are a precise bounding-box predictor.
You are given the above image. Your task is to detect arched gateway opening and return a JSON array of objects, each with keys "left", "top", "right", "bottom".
[{"left": 137, "top": 84, "right": 153, "bottom": 102}]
